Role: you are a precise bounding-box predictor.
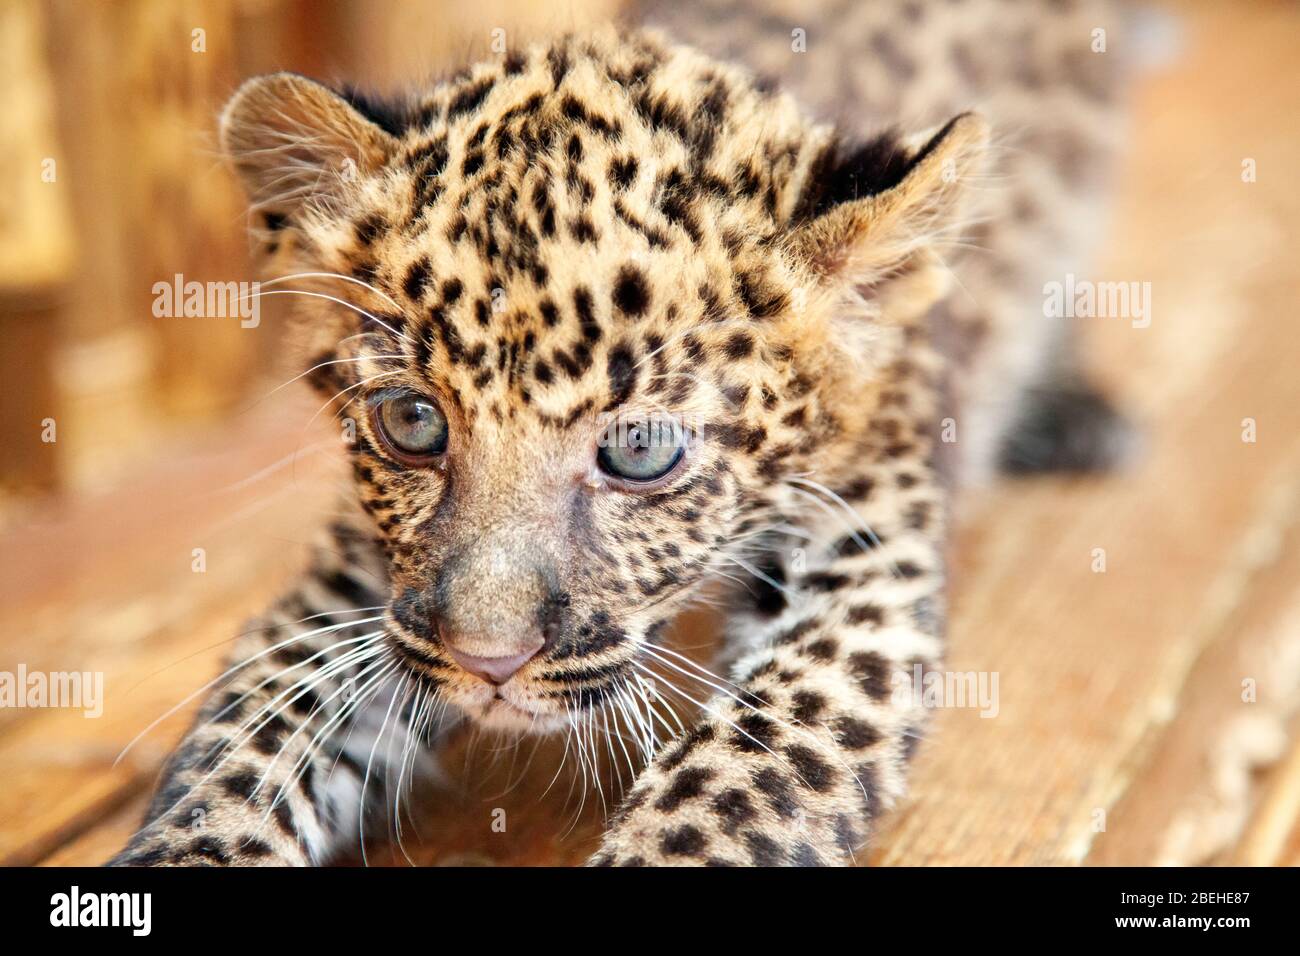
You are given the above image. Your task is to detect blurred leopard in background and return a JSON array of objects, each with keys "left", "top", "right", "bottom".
[{"left": 113, "top": 0, "right": 1131, "bottom": 866}]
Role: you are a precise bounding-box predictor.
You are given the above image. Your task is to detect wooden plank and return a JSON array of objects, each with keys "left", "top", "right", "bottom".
[
  {"left": 1086, "top": 478, "right": 1300, "bottom": 865},
  {"left": 40, "top": 796, "right": 150, "bottom": 868}
]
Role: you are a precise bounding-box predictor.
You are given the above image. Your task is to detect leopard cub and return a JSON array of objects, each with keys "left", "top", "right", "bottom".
[{"left": 115, "top": 0, "right": 1127, "bottom": 866}]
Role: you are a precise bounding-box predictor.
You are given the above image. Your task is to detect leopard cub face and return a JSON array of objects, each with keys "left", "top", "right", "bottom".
[{"left": 221, "top": 28, "right": 984, "bottom": 731}]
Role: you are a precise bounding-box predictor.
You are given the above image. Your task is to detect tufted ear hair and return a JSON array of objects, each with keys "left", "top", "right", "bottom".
[
  {"left": 786, "top": 112, "right": 989, "bottom": 305},
  {"left": 219, "top": 73, "right": 400, "bottom": 224}
]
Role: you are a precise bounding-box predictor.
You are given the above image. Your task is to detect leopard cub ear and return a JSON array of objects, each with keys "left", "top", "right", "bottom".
[
  {"left": 785, "top": 112, "right": 989, "bottom": 296},
  {"left": 219, "top": 73, "right": 399, "bottom": 226}
]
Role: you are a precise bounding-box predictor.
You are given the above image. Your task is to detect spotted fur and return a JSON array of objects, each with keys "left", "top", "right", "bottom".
[{"left": 114, "top": 0, "right": 1129, "bottom": 867}]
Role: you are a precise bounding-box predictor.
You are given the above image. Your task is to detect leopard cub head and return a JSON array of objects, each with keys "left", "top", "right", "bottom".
[{"left": 221, "top": 28, "right": 984, "bottom": 731}]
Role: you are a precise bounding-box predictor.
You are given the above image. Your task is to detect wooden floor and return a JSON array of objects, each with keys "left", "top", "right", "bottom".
[{"left": 4, "top": 1, "right": 1300, "bottom": 866}]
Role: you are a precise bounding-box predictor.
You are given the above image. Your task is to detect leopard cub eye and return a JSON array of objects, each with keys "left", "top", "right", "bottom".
[
  {"left": 597, "top": 415, "right": 687, "bottom": 483},
  {"left": 373, "top": 391, "right": 448, "bottom": 462}
]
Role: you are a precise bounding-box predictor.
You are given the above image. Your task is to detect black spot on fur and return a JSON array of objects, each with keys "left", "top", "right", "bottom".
[
  {"left": 240, "top": 838, "right": 274, "bottom": 859},
  {"left": 609, "top": 155, "right": 638, "bottom": 190},
  {"left": 448, "top": 77, "right": 495, "bottom": 118},
  {"left": 403, "top": 257, "right": 432, "bottom": 301},
  {"left": 784, "top": 744, "right": 836, "bottom": 792},
  {"left": 790, "top": 843, "right": 824, "bottom": 867},
  {"left": 569, "top": 215, "right": 599, "bottom": 243},
  {"left": 503, "top": 49, "right": 527, "bottom": 75},
  {"left": 752, "top": 767, "right": 797, "bottom": 818},
  {"left": 773, "top": 619, "right": 818, "bottom": 647},
  {"left": 654, "top": 766, "right": 715, "bottom": 812},
  {"left": 212, "top": 691, "right": 243, "bottom": 723},
  {"left": 606, "top": 345, "right": 637, "bottom": 407},
  {"left": 837, "top": 477, "right": 875, "bottom": 501},
  {"left": 731, "top": 711, "right": 779, "bottom": 753},
  {"left": 805, "top": 572, "right": 851, "bottom": 592},
  {"left": 539, "top": 298, "right": 559, "bottom": 326},
  {"left": 712, "top": 787, "right": 757, "bottom": 835},
  {"left": 847, "top": 603, "right": 885, "bottom": 626},
  {"left": 895, "top": 561, "right": 924, "bottom": 579},
  {"left": 724, "top": 332, "right": 754, "bottom": 359},
  {"left": 834, "top": 716, "right": 882, "bottom": 750},
  {"left": 781, "top": 405, "right": 807, "bottom": 428},
  {"left": 849, "top": 651, "right": 892, "bottom": 701},
  {"left": 635, "top": 88, "right": 690, "bottom": 140},
  {"left": 734, "top": 270, "right": 787, "bottom": 318},
  {"left": 750, "top": 561, "right": 788, "bottom": 617},
  {"left": 661, "top": 824, "right": 708, "bottom": 856},
  {"left": 612, "top": 265, "right": 650, "bottom": 316},
  {"left": 791, "top": 690, "right": 826, "bottom": 723},
  {"left": 744, "top": 830, "right": 783, "bottom": 866},
  {"left": 245, "top": 712, "right": 289, "bottom": 757},
  {"left": 805, "top": 638, "right": 838, "bottom": 661},
  {"left": 353, "top": 213, "right": 384, "bottom": 246},
  {"left": 573, "top": 287, "right": 600, "bottom": 341},
  {"left": 320, "top": 569, "right": 374, "bottom": 609},
  {"left": 221, "top": 771, "right": 259, "bottom": 802},
  {"left": 548, "top": 46, "right": 571, "bottom": 86},
  {"left": 662, "top": 723, "right": 716, "bottom": 771},
  {"left": 272, "top": 801, "right": 297, "bottom": 842}
]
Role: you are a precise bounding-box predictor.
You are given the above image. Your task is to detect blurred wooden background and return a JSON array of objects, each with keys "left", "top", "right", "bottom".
[
  {"left": 2, "top": 0, "right": 1300, "bottom": 867},
  {"left": 0, "top": 0, "right": 617, "bottom": 505}
]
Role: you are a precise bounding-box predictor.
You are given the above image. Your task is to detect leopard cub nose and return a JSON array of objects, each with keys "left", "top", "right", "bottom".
[
  {"left": 444, "top": 646, "right": 539, "bottom": 685},
  {"left": 436, "top": 620, "right": 544, "bottom": 685}
]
